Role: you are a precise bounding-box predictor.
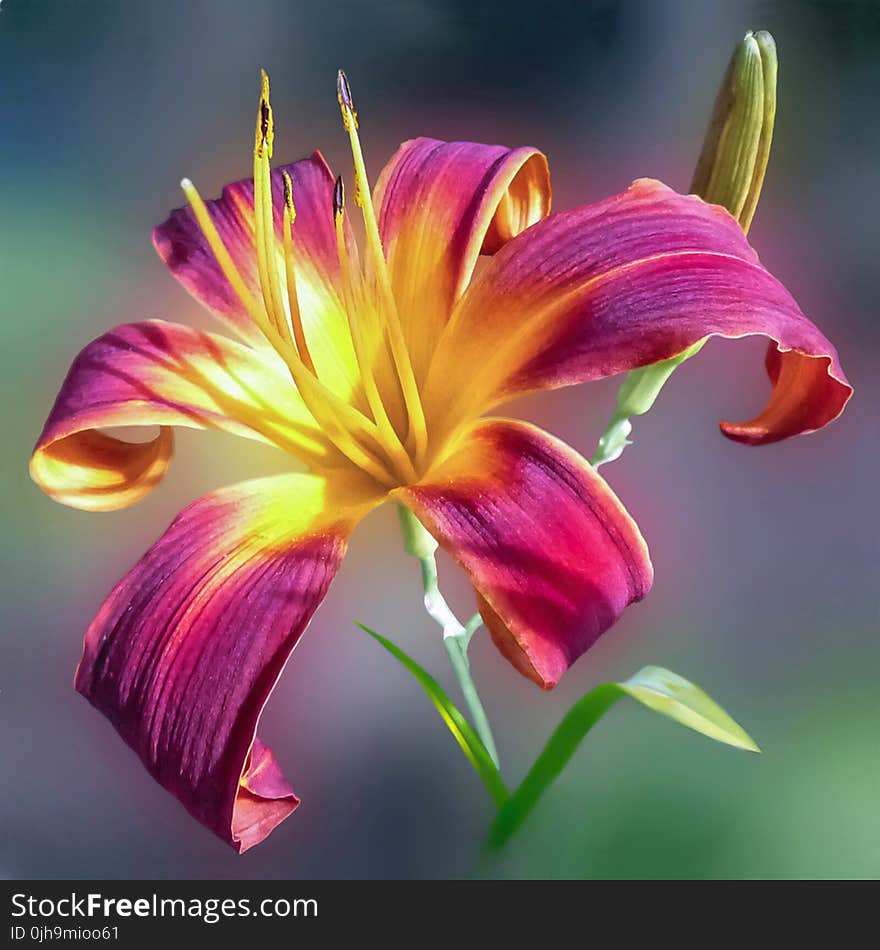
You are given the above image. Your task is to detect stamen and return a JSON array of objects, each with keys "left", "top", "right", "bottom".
[
  {"left": 180, "top": 176, "right": 397, "bottom": 488},
  {"left": 336, "top": 69, "right": 428, "bottom": 466},
  {"left": 334, "top": 177, "right": 418, "bottom": 483},
  {"left": 281, "top": 170, "right": 315, "bottom": 373},
  {"left": 252, "top": 70, "right": 290, "bottom": 340}
]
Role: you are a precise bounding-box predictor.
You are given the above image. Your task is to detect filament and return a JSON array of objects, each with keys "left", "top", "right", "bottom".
[
  {"left": 180, "top": 176, "right": 397, "bottom": 488},
  {"left": 336, "top": 70, "right": 428, "bottom": 466},
  {"left": 176, "top": 69, "right": 436, "bottom": 489},
  {"left": 281, "top": 170, "right": 316, "bottom": 372},
  {"left": 334, "top": 177, "right": 418, "bottom": 483},
  {"left": 253, "top": 71, "right": 293, "bottom": 340}
]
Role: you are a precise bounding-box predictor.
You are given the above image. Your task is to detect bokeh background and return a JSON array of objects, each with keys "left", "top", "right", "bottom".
[{"left": 1, "top": 0, "right": 878, "bottom": 879}]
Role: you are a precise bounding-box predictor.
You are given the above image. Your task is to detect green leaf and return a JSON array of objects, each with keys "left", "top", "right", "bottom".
[
  {"left": 619, "top": 666, "right": 761, "bottom": 753},
  {"left": 357, "top": 622, "right": 508, "bottom": 807},
  {"left": 488, "top": 666, "right": 759, "bottom": 848}
]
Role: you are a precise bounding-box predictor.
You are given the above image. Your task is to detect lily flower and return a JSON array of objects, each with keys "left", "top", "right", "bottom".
[{"left": 30, "top": 70, "right": 851, "bottom": 852}]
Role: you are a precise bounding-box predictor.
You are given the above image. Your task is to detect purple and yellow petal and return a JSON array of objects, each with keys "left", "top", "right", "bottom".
[
  {"left": 30, "top": 320, "right": 332, "bottom": 511},
  {"left": 373, "top": 138, "right": 551, "bottom": 381},
  {"left": 154, "top": 152, "right": 337, "bottom": 334},
  {"left": 396, "top": 419, "right": 652, "bottom": 689},
  {"left": 75, "top": 471, "right": 385, "bottom": 852},
  {"left": 154, "top": 152, "right": 363, "bottom": 402},
  {"left": 425, "top": 178, "right": 851, "bottom": 446}
]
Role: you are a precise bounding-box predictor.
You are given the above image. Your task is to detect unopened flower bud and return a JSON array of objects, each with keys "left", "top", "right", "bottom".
[{"left": 690, "top": 30, "right": 777, "bottom": 232}]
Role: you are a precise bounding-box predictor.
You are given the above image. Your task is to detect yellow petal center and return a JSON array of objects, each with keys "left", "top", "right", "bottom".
[{"left": 180, "top": 70, "right": 438, "bottom": 489}]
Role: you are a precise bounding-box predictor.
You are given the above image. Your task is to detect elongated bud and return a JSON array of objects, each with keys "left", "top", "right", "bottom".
[
  {"left": 690, "top": 30, "right": 777, "bottom": 231},
  {"left": 333, "top": 175, "right": 345, "bottom": 218}
]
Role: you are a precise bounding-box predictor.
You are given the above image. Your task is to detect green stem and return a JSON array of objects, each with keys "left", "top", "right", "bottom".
[
  {"left": 443, "top": 632, "right": 500, "bottom": 769},
  {"left": 589, "top": 411, "right": 632, "bottom": 469},
  {"left": 398, "top": 505, "right": 501, "bottom": 769},
  {"left": 590, "top": 340, "right": 706, "bottom": 468}
]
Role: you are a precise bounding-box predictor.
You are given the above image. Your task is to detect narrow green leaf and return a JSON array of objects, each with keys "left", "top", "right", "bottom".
[
  {"left": 357, "top": 622, "right": 508, "bottom": 807},
  {"left": 487, "top": 683, "right": 622, "bottom": 848},
  {"left": 488, "top": 666, "right": 759, "bottom": 848},
  {"left": 619, "top": 665, "right": 761, "bottom": 753}
]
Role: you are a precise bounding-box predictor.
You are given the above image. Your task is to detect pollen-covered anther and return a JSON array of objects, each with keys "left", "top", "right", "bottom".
[
  {"left": 336, "top": 69, "right": 358, "bottom": 129},
  {"left": 255, "top": 68, "right": 275, "bottom": 159},
  {"left": 333, "top": 175, "right": 345, "bottom": 218},
  {"left": 282, "top": 169, "right": 296, "bottom": 219}
]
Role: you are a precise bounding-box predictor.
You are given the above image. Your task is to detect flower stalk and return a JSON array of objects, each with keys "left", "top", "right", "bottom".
[{"left": 398, "top": 505, "right": 501, "bottom": 768}]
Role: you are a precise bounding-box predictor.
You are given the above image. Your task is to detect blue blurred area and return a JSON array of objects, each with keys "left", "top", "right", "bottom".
[{"left": 1, "top": 0, "right": 877, "bottom": 879}]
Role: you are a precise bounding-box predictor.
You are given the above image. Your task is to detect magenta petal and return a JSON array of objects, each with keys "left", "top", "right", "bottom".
[
  {"left": 427, "top": 179, "right": 852, "bottom": 445},
  {"left": 30, "top": 319, "right": 328, "bottom": 511},
  {"left": 153, "top": 152, "right": 341, "bottom": 345},
  {"left": 374, "top": 138, "right": 551, "bottom": 381},
  {"left": 397, "top": 419, "right": 652, "bottom": 688},
  {"left": 75, "top": 472, "right": 381, "bottom": 851}
]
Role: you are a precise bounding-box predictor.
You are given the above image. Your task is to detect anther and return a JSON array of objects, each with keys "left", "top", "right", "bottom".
[
  {"left": 282, "top": 169, "right": 296, "bottom": 219},
  {"left": 336, "top": 69, "right": 354, "bottom": 111},
  {"left": 255, "top": 68, "right": 274, "bottom": 158},
  {"left": 333, "top": 175, "right": 345, "bottom": 218}
]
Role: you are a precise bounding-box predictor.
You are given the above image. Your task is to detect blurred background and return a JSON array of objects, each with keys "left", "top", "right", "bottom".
[{"left": 1, "top": 0, "right": 878, "bottom": 879}]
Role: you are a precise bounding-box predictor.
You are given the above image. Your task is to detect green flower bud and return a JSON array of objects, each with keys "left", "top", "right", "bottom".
[{"left": 690, "top": 30, "right": 777, "bottom": 232}]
